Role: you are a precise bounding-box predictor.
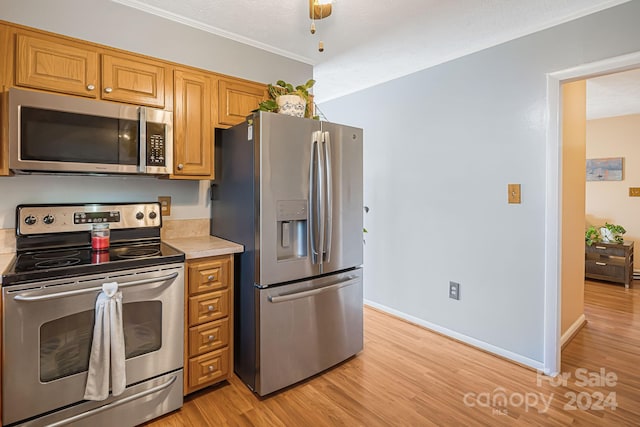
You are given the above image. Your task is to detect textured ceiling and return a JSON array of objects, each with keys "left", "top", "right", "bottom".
[
  {"left": 587, "top": 68, "right": 640, "bottom": 120},
  {"left": 114, "top": 0, "right": 634, "bottom": 111}
]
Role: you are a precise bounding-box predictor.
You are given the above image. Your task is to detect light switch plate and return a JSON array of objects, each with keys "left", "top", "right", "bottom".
[
  {"left": 508, "top": 184, "right": 521, "bottom": 204},
  {"left": 629, "top": 187, "right": 640, "bottom": 197},
  {"left": 158, "top": 196, "right": 171, "bottom": 216}
]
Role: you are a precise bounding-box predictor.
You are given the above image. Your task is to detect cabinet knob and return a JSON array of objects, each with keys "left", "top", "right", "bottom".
[
  {"left": 208, "top": 334, "right": 215, "bottom": 342},
  {"left": 207, "top": 305, "right": 215, "bottom": 312},
  {"left": 207, "top": 275, "right": 214, "bottom": 281},
  {"left": 104, "top": 87, "right": 113, "bottom": 93},
  {"left": 86, "top": 84, "right": 95, "bottom": 91},
  {"left": 177, "top": 163, "right": 184, "bottom": 170},
  {"left": 208, "top": 365, "right": 214, "bottom": 372}
]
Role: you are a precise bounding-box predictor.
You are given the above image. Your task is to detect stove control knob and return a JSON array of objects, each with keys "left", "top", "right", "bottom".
[
  {"left": 136, "top": 212, "right": 144, "bottom": 220},
  {"left": 24, "top": 215, "right": 37, "bottom": 225},
  {"left": 43, "top": 214, "right": 55, "bottom": 225},
  {"left": 149, "top": 211, "right": 157, "bottom": 220}
]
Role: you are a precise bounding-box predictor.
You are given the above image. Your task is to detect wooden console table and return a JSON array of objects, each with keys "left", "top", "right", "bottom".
[{"left": 585, "top": 241, "right": 634, "bottom": 288}]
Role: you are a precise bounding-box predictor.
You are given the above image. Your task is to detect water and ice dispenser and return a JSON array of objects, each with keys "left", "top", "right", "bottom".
[{"left": 276, "top": 200, "right": 308, "bottom": 261}]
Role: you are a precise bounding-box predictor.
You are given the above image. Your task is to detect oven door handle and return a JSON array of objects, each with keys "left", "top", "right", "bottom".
[
  {"left": 45, "top": 374, "right": 178, "bottom": 427},
  {"left": 13, "top": 271, "right": 179, "bottom": 302}
]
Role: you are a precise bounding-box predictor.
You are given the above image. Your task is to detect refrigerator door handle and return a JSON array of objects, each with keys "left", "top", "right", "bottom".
[
  {"left": 322, "top": 131, "right": 333, "bottom": 263},
  {"left": 267, "top": 276, "right": 360, "bottom": 303},
  {"left": 309, "top": 132, "right": 322, "bottom": 264},
  {"left": 316, "top": 131, "right": 325, "bottom": 266}
]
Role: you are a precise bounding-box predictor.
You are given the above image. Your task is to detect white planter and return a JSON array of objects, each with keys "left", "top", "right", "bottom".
[
  {"left": 277, "top": 95, "right": 306, "bottom": 117},
  {"left": 600, "top": 227, "right": 617, "bottom": 243}
]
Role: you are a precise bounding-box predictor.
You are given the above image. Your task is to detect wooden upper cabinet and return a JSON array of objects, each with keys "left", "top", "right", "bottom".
[
  {"left": 216, "top": 78, "right": 266, "bottom": 127},
  {"left": 1, "top": 24, "right": 11, "bottom": 177},
  {"left": 14, "top": 33, "right": 166, "bottom": 108},
  {"left": 15, "top": 33, "right": 98, "bottom": 98},
  {"left": 101, "top": 54, "right": 165, "bottom": 108},
  {"left": 173, "top": 69, "right": 213, "bottom": 178}
]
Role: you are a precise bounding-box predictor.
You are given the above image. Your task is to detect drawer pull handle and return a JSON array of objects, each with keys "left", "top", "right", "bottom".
[
  {"left": 596, "top": 262, "right": 607, "bottom": 266},
  {"left": 207, "top": 275, "right": 214, "bottom": 281},
  {"left": 208, "top": 334, "right": 215, "bottom": 342},
  {"left": 208, "top": 365, "right": 214, "bottom": 372},
  {"left": 207, "top": 305, "right": 215, "bottom": 312},
  {"left": 595, "top": 246, "right": 607, "bottom": 250}
]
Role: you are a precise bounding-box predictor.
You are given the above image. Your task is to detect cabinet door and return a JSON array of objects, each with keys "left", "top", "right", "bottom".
[
  {"left": 1, "top": 24, "right": 11, "bottom": 177},
  {"left": 173, "top": 69, "right": 213, "bottom": 178},
  {"left": 216, "top": 78, "right": 266, "bottom": 127},
  {"left": 15, "top": 33, "right": 98, "bottom": 98},
  {"left": 101, "top": 54, "right": 165, "bottom": 108}
]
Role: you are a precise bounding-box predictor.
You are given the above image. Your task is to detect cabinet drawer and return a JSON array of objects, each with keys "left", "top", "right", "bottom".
[
  {"left": 188, "top": 318, "right": 229, "bottom": 357},
  {"left": 585, "top": 244, "right": 627, "bottom": 257},
  {"left": 188, "top": 290, "right": 229, "bottom": 325},
  {"left": 188, "top": 258, "right": 229, "bottom": 295},
  {"left": 585, "top": 260, "right": 625, "bottom": 282},
  {"left": 188, "top": 347, "right": 229, "bottom": 389}
]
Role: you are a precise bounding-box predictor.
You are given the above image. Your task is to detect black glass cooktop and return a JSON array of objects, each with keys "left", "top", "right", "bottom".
[{"left": 2, "top": 242, "right": 184, "bottom": 286}]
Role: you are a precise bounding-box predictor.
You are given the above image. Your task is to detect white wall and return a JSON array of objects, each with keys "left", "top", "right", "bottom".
[
  {"left": 0, "top": 0, "right": 313, "bottom": 229},
  {"left": 0, "top": 175, "right": 208, "bottom": 228},
  {"left": 319, "top": 1, "right": 640, "bottom": 364},
  {"left": 586, "top": 114, "right": 640, "bottom": 269}
]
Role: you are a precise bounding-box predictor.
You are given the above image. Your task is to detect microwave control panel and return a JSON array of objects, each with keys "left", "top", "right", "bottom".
[{"left": 146, "top": 122, "right": 166, "bottom": 166}]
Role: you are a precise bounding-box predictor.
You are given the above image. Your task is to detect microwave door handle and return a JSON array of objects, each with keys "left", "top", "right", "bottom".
[{"left": 138, "top": 107, "right": 147, "bottom": 173}]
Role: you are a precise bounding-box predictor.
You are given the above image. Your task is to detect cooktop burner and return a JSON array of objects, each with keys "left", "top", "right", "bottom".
[
  {"left": 33, "top": 250, "right": 81, "bottom": 260},
  {"left": 1, "top": 202, "right": 185, "bottom": 286},
  {"left": 3, "top": 242, "right": 184, "bottom": 285},
  {"left": 116, "top": 247, "right": 162, "bottom": 259},
  {"left": 35, "top": 257, "right": 82, "bottom": 269}
]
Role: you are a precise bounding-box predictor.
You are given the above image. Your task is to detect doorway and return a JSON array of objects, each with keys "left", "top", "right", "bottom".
[{"left": 545, "top": 51, "right": 640, "bottom": 376}]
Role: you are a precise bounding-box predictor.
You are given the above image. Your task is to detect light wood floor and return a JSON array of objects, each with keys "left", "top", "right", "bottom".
[{"left": 145, "top": 280, "right": 640, "bottom": 426}]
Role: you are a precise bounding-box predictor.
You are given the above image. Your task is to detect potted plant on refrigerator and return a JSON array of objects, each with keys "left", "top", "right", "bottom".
[{"left": 256, "top": 79, "right": 316, "bottom": 118}]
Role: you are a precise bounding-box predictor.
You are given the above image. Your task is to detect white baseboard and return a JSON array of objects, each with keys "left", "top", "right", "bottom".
[
  {"left": 364, "top": 299, "right": 545, "bottom": 371},
  {"left": 561, "top": 314, "right": 586, "bottom": 348}
]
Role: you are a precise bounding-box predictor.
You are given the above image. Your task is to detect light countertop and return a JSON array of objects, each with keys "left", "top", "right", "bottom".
[
  {"left": 0, "top": 252, "right": 16, "bottom": 285},
  {"left": 164, "top": 235, "right": 243, "bottom": 260}
]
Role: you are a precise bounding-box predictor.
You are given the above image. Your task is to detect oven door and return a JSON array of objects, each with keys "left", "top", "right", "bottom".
[{"left": 2, "top": 263, "right": 184, "bottom": 426}]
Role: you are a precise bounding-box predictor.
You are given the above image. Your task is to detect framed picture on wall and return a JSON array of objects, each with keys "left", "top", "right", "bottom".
[{"left": 586, "top": 157, "right": 623, "bottom": 181}]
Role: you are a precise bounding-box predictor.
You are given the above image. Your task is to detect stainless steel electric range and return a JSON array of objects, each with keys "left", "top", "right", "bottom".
[{"left": 1, "top": 202, "right": 185, "bottom": 427}]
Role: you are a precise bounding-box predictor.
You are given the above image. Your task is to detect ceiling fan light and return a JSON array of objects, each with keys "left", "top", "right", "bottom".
[{"left": 309, "top": 0, "right": 332, "bottom": 19}]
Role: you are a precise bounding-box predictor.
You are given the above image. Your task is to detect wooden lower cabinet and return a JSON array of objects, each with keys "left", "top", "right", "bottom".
[{"left": 184, "top": 255, "right": 233, "bottom": 395}]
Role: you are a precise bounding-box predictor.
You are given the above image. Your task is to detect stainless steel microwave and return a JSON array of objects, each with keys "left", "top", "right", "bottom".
[{"left": 8, "top": 88, "right": 173, "bottom": 175}]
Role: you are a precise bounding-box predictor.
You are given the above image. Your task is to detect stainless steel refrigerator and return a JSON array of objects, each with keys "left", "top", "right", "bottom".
[{"left": 211, "top": 111, "right": 363, "bottom": 396}]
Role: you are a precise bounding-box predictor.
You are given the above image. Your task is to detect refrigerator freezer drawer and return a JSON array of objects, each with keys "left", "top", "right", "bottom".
[{"left": 257, "top": 268, "right": 363, "bottom": 396}]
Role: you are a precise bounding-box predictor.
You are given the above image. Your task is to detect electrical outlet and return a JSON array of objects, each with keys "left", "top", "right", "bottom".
[
  {"left": 449, "top": 281, "right": 460, "bottom": 300},
  {"left": 158, "top": 196, "right": 171, "bottom": 216}
]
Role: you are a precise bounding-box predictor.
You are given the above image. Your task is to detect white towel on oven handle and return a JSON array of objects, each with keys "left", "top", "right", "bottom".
[{"left": 84, "top": 281, "right": 126, "bottom": 401}]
